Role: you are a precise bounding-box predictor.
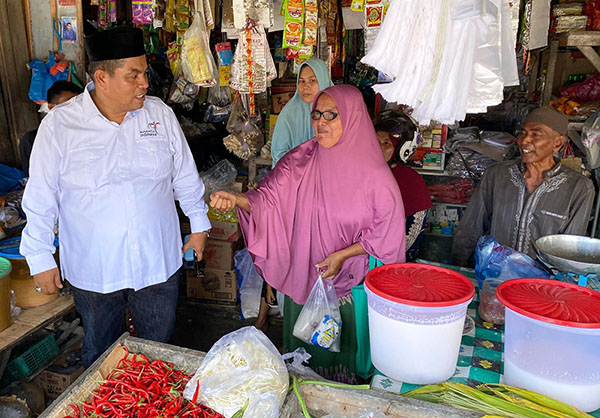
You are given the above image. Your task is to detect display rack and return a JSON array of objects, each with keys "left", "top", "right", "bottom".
[
  {"left": 0, "top": 296, "right": 75, "bottom": 382},
  {"left": 542, "top": 31, "right": 600, "bottom": 105}
]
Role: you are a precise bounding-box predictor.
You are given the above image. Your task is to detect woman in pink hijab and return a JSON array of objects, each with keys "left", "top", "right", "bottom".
[{"left": 211, "top": 85, "right": 405, "bottom": 383}]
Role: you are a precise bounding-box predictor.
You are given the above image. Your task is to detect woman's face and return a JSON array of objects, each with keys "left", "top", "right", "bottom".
[
  {"left": 298, "top": 65, "right": 320, "bottom": 103},
  {"left": 377, "top": 131, "right": 394, "bottom": 162},
  {"left": 312, "top": 93, "right": 343, "bottom": 149}
]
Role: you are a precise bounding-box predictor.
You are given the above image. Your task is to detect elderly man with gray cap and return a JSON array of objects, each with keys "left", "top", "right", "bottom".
[
  {"left": 20, "top": 26, "right": 211, "bottom": 366},
  {"left": 452, "top": 107, "right": 595, "bottom": 267}
]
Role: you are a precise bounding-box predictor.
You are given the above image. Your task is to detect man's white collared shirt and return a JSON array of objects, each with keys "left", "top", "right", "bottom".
[{"left": 20, "top": 83, "right": 211, "bottom": 293}]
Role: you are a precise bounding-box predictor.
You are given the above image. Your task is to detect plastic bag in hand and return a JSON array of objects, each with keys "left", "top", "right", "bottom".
[
  {"left": 293, "top": 276, "right": 342, "bottom": 352},
  {"left": 474, "top": 236, "right": 550, "bottom": 290}
]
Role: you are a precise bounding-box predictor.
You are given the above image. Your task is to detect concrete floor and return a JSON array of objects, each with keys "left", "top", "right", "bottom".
[{"left": 171, "top": 298, "right": 283, "bottom": 353}]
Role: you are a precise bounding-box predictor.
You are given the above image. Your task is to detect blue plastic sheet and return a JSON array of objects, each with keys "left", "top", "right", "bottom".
[{"left": 0, "top": 164, "right": 24, "bottom": 195}]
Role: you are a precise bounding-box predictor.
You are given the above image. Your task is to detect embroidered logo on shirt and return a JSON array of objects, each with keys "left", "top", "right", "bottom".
[
  {"left": 139, "top": 121, "right": 161, "bottom": 138},
  {"left": 541, "top": 210, "right": 566, "bottom": 220}
]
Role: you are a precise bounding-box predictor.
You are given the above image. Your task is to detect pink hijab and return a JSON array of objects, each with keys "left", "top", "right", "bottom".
[{"left": 238, "top": 85, "right": 405, "bottom": 304}]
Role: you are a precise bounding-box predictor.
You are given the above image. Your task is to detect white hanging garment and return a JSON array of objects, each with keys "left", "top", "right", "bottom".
[
  {"left": 362, "top": 0, "right": 519, "bottom": 125},
  {"left": 500, "top": 0, "right": 519, "bottom": 87}
]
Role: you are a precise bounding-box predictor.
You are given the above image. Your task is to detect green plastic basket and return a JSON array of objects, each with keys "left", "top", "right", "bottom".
[{"left": 1, "top": 334, "right": 58, "bottom": 385}]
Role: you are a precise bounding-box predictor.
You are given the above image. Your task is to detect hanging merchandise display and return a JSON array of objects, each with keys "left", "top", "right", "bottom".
[
  {"left": 229, "top": 23, "right": 277, "bottom": 99},
  {"left": 97, "top": 0, "right": 117, "bottom": 28},
  {"left": 180, "top": 3, "right": 218, "bottom": 86},
  {"left": 232, "top": 0, "right": 274, "bottom": 29},
  {"left": 364, "top": 0, "right": 388, "bottom": 53},
  {"left": 215, "top": 42, "right": 234, "bottom": 86},
  {"left": 282, "top": 0, "right": 316, "bottom": 60},
  {"left": 132, "top": 1, "right": 155, "bottom": 24},
  {"left": 362, "top": 0, "right": 518, "bottom": 125}
]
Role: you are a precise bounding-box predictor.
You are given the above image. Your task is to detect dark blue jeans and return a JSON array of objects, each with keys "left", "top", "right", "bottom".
[{"left": 71, "top": 270, "right": 180, "bottom": 367}]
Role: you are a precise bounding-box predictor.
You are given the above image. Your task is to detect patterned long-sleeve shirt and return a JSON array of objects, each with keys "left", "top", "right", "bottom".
[{"left": 452, "top": 159, "right": 595, "bottom": 266}]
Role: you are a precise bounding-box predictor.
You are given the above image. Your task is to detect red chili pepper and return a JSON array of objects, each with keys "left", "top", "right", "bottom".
[{"left": 67, "top": 349, "right": 223, "bottom": 418}]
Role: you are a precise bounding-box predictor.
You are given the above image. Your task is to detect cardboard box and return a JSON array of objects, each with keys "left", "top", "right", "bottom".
[
  {"left": 272, "top": 92, "right": 295, "bottom": 114},
  {"left": 209, "top": 220, "right": 241, "bottom": 242},
  {"left": 38, "top": 365, "right": 84, "bottom": 402},
  {"left": 269, "top": 114, "right": 279, "bottom": 143},
  {"left": 227, "top": 176, "right": 248, "bottom": 193},
  {"left": 186, "top": 269, "right": 238, "bottom": 304},
  {"left": 204, "top": 239, "right": 239, "bottom": 269}
]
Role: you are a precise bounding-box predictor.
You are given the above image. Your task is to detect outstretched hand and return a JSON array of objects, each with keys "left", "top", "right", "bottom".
[{"left": 210, "top": 191, "right": 237, "bottom": 212}]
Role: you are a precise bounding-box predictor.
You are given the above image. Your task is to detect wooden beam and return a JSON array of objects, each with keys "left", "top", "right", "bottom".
[
  {"left": 76, "top": 0, "right": 85, "bottom": 78},
  {"left": 50, "top": 0, "right": 58, "bottom": 53},
  {"left": 558, "top": 31, "right": 600, "bottom": 47},
  {"left": 21, "top": 0, "right": 34, "bottom": 61},
  {"left": 578, "top": 46, "right": 600, "bottom": 73}
]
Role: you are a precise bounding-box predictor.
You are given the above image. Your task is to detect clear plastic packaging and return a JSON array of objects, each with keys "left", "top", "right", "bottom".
[
  {"left": 474, "top": 235, "right": 551, "bottom": 290},
  {"left": 478, "top": 278, "right": 505, "bottom": 324},
  {"left": 235, "top": 249, "right": 263, "bottom": 319},
  {"left": 292, "top": 276, "right": 342, "bottom": 352},
  {"left": 581, "top": 110, "right": 600, "bottom": 169},
  {"left": 183, "top": 326, "right": 288, "bottom": 418},
  {"left": 199, "top": 159, "right": 238, "bottom": 199},
  {"left": 181, "top": 11, "right": 218, "bottom": 86}
]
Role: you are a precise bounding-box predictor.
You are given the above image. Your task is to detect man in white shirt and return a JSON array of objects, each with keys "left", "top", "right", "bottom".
[{"left": 20, "top": 26, "right": 211, "bottom": 367}]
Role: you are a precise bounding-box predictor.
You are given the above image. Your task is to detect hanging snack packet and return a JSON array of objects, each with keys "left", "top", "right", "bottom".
[
  {"left": 351, "top": 0, "right": 365, "bottom": 12},
  {"left": 298, "top": 44, "right": 313, "bottom": 60},
  {"left": 283, "top": 0, "right": 304, "bottom": 50},
  {"left": 215, "top": 42, "right": 233, "bottom": 65},
  {"left": 108, "top": 0, "right": 117, "bottom": 22},
  {"left": 176, "top": 0, "right": 190, "bottom": 29},
  {"left": 303, "top": 3, "right": 318, "bottom": 46},
  {"left": 366, "top": 5, "right": 382, "bottom": 27},
  {"left": 167, "top": 41, "right": 180, "bottom": 75},
  {"left": 98, "top": 0, "right": 107, "bottom": 28}
]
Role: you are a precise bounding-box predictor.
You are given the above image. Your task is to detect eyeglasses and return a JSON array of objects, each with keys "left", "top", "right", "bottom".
[{"left": 311, "top": 110, "right": 339, "bottom": 121}]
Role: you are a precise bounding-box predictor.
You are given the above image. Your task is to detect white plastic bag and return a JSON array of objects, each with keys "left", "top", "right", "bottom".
[
  {"left": 293, "top": 276, "right": 342, "bottom": 352},
  {"left": 183, "top": 326, "right": 288, "bottom": 418}
]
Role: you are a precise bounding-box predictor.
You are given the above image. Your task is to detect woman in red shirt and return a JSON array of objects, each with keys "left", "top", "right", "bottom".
[{"left": 375, "top": 115, "right": 433, "bottom": 261}]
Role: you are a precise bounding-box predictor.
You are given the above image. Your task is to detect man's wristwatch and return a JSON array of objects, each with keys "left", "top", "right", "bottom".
[{"left": 200, "top": 230, "right": 211, "bottom": 238}]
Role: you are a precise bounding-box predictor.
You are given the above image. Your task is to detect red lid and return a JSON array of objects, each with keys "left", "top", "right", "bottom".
[
  {"left": 496, "top": 279, "right": 600, "bottom": 329},
  {"left": 365, "top": 263, "right": 475, "bottom": 307}
]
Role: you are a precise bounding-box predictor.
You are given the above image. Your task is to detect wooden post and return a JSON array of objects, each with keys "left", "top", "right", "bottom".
[
  {"left": 0, "top": 0, "right": 39, "bottom": 166},
  {"left": 542, "top": 39, "right": 559, "bottom": 106}
]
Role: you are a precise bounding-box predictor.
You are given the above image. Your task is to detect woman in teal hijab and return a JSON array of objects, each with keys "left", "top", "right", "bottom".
[{"left": 271, "top": 58, "right": 333, "bottom": 167}]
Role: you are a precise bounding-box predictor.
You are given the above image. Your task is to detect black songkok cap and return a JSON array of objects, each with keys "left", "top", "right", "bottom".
[{"left": 85, "top": 26, "right": 145, "bottom": 62}]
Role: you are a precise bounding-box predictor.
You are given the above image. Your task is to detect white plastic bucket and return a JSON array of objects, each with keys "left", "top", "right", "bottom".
[{"left": 365, "top": 283, "right": 471, "bottom": 384}]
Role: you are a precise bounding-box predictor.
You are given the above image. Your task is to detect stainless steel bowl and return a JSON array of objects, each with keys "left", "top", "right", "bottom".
[{"left": 534, "top": 235, "right": 600, "bottom": 275}]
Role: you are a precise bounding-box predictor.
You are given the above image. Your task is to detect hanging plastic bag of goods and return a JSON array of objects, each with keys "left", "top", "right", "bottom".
[
  {"left": 361, "top": 0, "right": 518, "bottom": 125},
  {"left": 181, "top": 7, "right": 218, "bottom": 87}
]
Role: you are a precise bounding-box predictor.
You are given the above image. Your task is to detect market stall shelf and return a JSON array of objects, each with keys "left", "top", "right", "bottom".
[
  {"left": 41, "top": 334, "right": 481, "bottom": 418},
  {"left": 0, "top": 296, "right": 74, "bottom": 381},
  {"left": 543, "top": 31, "right": 600, "bottom": 106}
]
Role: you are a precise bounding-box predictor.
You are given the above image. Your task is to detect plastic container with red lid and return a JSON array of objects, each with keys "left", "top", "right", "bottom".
[
  {"left": 364, "top": 263, "right": 474, "bottom": 384},
  {"left": 497, "top": 278, "right": 600, "bottom": 412}
]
